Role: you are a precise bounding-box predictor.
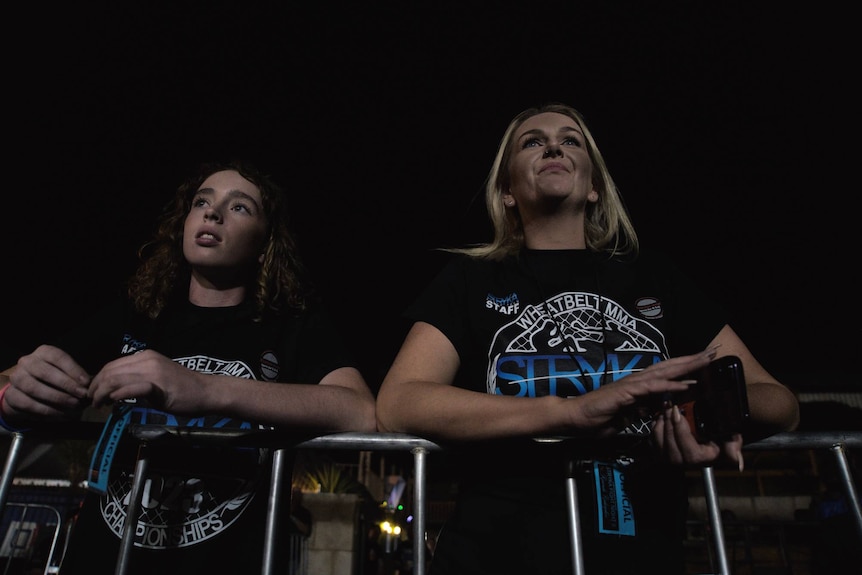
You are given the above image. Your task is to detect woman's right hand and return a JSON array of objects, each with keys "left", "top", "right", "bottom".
[
  {"left": 3, "top": 344, "right": 92, "bottom": 421},
  {"left": 571, "top": 348, "right": 717, "bottom": 435}
]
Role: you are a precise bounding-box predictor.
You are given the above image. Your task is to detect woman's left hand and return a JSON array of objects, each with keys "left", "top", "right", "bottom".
[
  {"left": 651, "top": 404, "right": 744, "bottom": 470},
  {"left": 88, "top": 350, "right": 208, "bottom": 414}
]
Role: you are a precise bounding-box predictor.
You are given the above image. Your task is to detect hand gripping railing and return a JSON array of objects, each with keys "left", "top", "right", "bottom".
[{"left": 2, "top": 427, "right": 861, "bottom": 575}]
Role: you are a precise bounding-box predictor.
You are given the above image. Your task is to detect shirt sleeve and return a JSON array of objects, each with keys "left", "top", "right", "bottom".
[
  {"left": 650, "top": 250, "right": 728, "bottom": 356},
  {"left": 402, "top": 254, "right": 471, "bottom": 358},
  {"left": 48, "top": 296, "right": 131, "bottom": 375},
  {"left": 287, "top": 303, "right": 361, "bottom": 385}
]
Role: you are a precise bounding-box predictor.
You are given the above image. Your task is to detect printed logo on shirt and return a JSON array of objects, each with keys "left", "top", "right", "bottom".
[
  {"left": 98, "top": 353, "right": 264, "bottom": 549},
  {"left": 486, "top": 292, "right": 520, "bottom": 315},
  {"left": 174, "top": 355, "right": 256, "bottom": 378},
  {"left": 120, "top": 333, "right": 149, "bottom": 355},
  {"left": 99, "top": 467, "right": 257, "bottom": 549},
  {"left": 486, "top": 291, "right": 668, "bottom": 400}
]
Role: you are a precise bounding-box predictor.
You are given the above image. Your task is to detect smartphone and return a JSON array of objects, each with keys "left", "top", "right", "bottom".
[{"left": 678, "top": 355, "right": 750, "bottom": 442}]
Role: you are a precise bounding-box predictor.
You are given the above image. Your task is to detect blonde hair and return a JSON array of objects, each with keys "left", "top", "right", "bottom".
[{"left": 449, "top": 103, "right": 638, "bottom": 260}]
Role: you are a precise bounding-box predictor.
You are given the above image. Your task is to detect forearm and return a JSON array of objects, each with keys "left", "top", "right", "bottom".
[
  {"left": 203, "top": 374, "right": 376, "bottom": 433},
  {"left": 705, "top": 326, "right": 801, "bottom": 441},
  {"left": 744, "top": 380, "right": 800, "bottom": 441},
  {"left": 376, "top": 379, "right": 571, "bottom": 441}
]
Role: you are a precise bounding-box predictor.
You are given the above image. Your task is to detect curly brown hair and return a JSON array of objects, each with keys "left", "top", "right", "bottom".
[{"left": 127, "top": 159, "right": 311, "bottom": 320}]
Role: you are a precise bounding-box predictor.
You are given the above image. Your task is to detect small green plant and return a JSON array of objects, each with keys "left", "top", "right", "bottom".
[{"left": 293, "top": 453, "right": 366, "bottom": 495}]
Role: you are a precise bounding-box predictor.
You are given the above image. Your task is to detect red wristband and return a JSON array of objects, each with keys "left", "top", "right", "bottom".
[{"left": 0, "top": 382, "right": 30, "bottom": 433}]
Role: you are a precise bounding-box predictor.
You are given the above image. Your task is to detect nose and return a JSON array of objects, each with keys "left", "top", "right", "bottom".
[
  {"left": 543, "top": 144, "right": 563, "bottom": 159},
  {"left": 204, "top": 206, "right": 222, "bottom": 222}
]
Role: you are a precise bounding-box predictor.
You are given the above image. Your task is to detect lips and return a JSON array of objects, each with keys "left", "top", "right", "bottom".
[
  {"left": 195, "top": 229, "right": 222, "bottom": 246},
  {"left": 539, "top": 162, "right": 568, "bottom": 174}
]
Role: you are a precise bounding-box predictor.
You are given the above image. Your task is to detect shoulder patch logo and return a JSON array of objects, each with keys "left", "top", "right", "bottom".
[
  {"left": 260, "top": 351, "right": 279, "bottom": 381},
  {"left": 635, "top": 296, "right": 663, "bottom": 319}
]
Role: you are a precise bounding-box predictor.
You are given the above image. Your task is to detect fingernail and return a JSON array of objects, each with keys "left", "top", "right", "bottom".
[
  {"left": 672, "top": 405, "right": 681, "bottom": 423},
  {"left": 738, "top": 452, "right": 745, "bottom": 473}
]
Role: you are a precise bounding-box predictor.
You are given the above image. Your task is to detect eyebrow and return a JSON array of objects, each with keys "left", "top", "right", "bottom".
[{"left": 517, "top": 125, "right": 584, "bottom": 141}]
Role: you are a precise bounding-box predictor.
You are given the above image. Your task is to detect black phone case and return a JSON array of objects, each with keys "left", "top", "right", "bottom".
[{"left": 685, "top": 355, "right": 751, "bottom": 441}]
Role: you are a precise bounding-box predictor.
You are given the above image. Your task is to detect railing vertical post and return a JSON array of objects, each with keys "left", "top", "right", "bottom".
[
  {"left": 411, "top": 446, "right": 428, "bottom": 575},
  {"left": 565, "top": 458, "right": 584, "bottom": 575},
  {"left": 114, "top": 442, "right": 150, "bottom": 575},
  {"left": 702, "top": 465, "right": 729, "bottom": 575},
  {"left": 0, "top": 432, "right": 25, "bottom": 515},
  {"left": 262, "top": 448, "right": 288, "bottom": 575},
  {"left": 830, "top": 442, "right": 862, "bottom": 539}
]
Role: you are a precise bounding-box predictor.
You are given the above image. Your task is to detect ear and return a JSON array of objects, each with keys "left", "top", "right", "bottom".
[
  {"left": 587, "top": 189, "right": 599, "bottom": 203},
  {"left": 502, "top": 192, "right": 516, "bottom": 207}
]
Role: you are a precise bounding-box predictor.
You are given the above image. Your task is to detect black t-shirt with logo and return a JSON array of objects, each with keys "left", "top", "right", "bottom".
[
  {"left": 406, "top": 249, "right": 727, "bottom": 575},
  {"left": 54, "top": 297, "right": 355, "bottom": 575}
]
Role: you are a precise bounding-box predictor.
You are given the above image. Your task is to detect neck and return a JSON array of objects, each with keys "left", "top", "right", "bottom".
[
  {"left": 188, "top": 274, "right": 247, "bottom": 307},
  {"left": 522, "top": 211, "right": 587, "bottom": 250}
]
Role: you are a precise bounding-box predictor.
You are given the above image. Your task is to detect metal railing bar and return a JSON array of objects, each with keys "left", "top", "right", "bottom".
[{"left": 2, "top": 429, "right": 860, "bottom": 575}]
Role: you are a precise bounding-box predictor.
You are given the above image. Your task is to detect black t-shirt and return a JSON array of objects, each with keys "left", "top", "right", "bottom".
[
  {"left": 406, "top": 249, "right": 727, "bottom": 575},
  {"left": 54, "top": 296, "right": 356, "bottom": 575}
]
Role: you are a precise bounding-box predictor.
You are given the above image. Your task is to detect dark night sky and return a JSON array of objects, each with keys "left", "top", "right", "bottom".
[{"left": 3, "top": 4, "right": 858, "bottom": 393}]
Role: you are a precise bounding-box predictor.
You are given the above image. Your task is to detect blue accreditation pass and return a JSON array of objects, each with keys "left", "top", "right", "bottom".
[
  {"left": 86, "top": 400, "right": 134, "bottom": 494},
  {"left": 593, "top": 460, "right": 635, "bottom": 537}
]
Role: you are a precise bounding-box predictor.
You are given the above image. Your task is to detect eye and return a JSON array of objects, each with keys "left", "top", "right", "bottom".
[
  {"left": 521, "top": 137, "right": 543, "bottom": 149},
  {"left": 191, "top": 195, "right": 209, "bottom": 208},
  {"left": 230, "top": 201, "right": 253, "bottom": 215},
  {"left": 562, "top": 136, "right": 583, "bottom": 147}
]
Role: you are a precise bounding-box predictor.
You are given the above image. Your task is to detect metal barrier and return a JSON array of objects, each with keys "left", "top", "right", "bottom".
[
  {"left": 0, "top": 427, "right": 443, "bottom": 575},
  {"left": 2, "top": 427, "right": 860, "bottom": 575},
  {"left": 0, "top": 502, "right": 63, "bottom": 575},
  {"left": 685, "top": 432, "right": 862, "bottom": 575}
]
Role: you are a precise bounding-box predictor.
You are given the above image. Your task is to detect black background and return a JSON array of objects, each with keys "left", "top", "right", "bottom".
[{"left": 3, "top": 3, "right": 858, "bottom": 394}]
